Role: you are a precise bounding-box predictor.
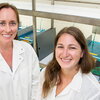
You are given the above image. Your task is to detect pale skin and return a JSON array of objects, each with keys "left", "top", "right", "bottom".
[
  {"left": 55, "top": 33, "right": 83, "bottom": 96},
  {"left": 0, "top": 8, "right": 18, "bottom": 68}
]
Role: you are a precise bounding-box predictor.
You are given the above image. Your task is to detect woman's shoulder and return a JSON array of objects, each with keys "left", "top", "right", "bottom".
[
  {"left": 82, "top": 72, "right": 100, "bottom": 90},
  {"left": 13, "top": 40, "right": 34, "bottom": 51},
  {"left": 78, "top": 72, "right": 100, "bottom": 99},
  {"left": 14, "top": 40, "right": 32, "bottom": 47},
  {"left": 13, "top": 40, "right": 36, "bottom": 54}
]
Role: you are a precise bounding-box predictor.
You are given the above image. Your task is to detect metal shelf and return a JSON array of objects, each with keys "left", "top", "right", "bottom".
[{"left": 3, "top": 0, "right": 100, "bottom": 26}]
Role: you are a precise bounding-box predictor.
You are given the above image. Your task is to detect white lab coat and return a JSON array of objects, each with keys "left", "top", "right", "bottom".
[
  {"left": 40, "top": 68, "right": 100, "bottom": 100},
  {"left": 0, "top": 40, "right": 40, "bottom": 100}
]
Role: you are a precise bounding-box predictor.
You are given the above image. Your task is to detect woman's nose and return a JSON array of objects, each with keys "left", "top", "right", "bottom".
[
  {"left": 62, "top": 48, "right": 69, "bottom": 57},
  {"left": 5, "top": 24, "right": 11, "bottom": 33}
]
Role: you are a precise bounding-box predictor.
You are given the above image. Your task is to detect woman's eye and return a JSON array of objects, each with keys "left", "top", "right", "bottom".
[
  {"left": 0, "top": 22, "right": 6, "bottom": 26},
  {"left": 9, "top": 22, "right": 16, "bottom": 26},
  {"left": 57, "top": 46, "right": 63, "bottom": 48},
  {"left": 70, "top": 47, "right": 76, "bottom": 49}
]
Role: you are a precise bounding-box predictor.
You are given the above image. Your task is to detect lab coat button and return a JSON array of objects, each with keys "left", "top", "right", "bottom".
[
  {"left": 21, "top": 48, "right": 23, "bottom": 51},
  {"left": 19, "top": 58, "right": 21, "bottom": 60}
]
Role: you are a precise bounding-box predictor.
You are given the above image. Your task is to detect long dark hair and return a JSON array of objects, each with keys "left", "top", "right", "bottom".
[{"left": 42, "top": 26, "right": 95, "bottom": 97}]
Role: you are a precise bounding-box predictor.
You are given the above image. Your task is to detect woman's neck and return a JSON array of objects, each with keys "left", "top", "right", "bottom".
[
  {"left": 0, "top": 41, "right": 13, "bottom": 67},
  {"left": 0, "top": 42, "right": 13, "bottom": 51},
  {"left": 56, "top": 68, "right": 79, "bottom": 96},
  {"left": 60, "top": 68, "right": 79, "bottom": 82}
]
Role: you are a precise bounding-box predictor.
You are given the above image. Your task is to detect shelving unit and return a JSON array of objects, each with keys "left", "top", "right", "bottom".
[{"left": 17, "top": 1, "right": 100, "bottom": 26}]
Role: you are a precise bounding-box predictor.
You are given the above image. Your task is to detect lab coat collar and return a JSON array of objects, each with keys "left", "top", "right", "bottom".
[
  {"left": 0, "top": 53, "right": 11, "bottom": 73},
  {"left": 54, "top": 69, "right": 82, "bottom": 97},
  {"left": 13, "top": 40, "right": 25, "bottom": 54},
  {"left": 0, "top": 40, "right": 24, "bottom": 74},
  {"left": 69, "top": 69, "right": 82, "bottom": 92},
  {"left": 12, "top": 40, "right": 24, "bottom": 73}
]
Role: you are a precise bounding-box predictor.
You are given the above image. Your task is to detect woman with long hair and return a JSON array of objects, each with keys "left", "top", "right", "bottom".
[{"left": 40, "top": 26, "right": 100, "bottom": 100}]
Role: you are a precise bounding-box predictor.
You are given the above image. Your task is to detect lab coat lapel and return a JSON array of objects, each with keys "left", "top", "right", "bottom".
[
  {"left": 0, "top": 53, "right": 11, "bottom": 73},
  {"left": 12, "top": 40, "right": 24, "bottom": 73}
]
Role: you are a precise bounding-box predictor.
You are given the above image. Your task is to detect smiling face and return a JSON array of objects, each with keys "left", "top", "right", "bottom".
[
  {"left": 55, "top": 33, "right": 83, "bottom": 72},
  {"left": 0, "top": 8, "right": 18, "bottom": 44}
]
